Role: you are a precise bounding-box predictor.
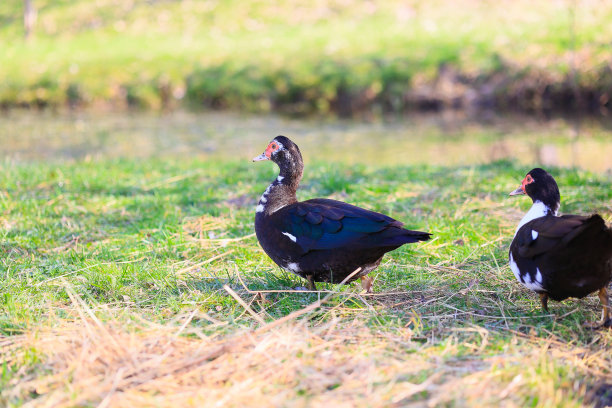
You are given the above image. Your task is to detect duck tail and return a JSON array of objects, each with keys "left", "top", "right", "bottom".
[{"left": 401, "top": 229, "right": 433, "bottom": 243}]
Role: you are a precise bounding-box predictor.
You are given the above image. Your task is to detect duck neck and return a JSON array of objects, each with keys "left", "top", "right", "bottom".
[
  {"left": 515, "top": 200, "right": 558, "bottom": 236},
  {"left": 256, "top": 169, "right": 301, "bottom": 216}
]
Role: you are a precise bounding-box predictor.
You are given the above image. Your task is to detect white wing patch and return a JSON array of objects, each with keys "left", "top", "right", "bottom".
[
  {"left": 256, "top": 204, "right": 265, "bottom": 213},
  {"left": 277, "top": 175, "right": 284, "bottom": 183},
  {"left": 522, "top": 268, "right": 544, "bottom": 291},
  {"left": 535, "top": 268, "right": 543, "bottom": 288},
  {"left": 509, "top": 253, "right": 544, "bottom": 291},
  {"left": 531, "top": 230, "right": 539, "bottom": 240},
  {"left": 284, "top": 262, "right": 301, "bottom": 274},
  {"left": 282, "top": 232, "right": 297, "bottom": 242}
]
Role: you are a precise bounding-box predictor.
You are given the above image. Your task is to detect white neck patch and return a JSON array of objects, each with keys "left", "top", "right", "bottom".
[
  {"left": 256, "top": 184, "right": 273, "bottom": 212},
  {"left": 515, "top": 201, "right": 556, "bottom": 236},
  {"left": 256, "top": 177, "right": 287, "bottom": 214}
]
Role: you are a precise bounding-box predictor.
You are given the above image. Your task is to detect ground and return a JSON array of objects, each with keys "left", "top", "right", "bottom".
[{"left": 1, "top": 158, "right": 611, "bottom": 406}]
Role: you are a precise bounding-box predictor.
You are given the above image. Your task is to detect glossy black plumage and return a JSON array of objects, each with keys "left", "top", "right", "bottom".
[
  {"left": 259, "top": 198, "right": 430, "bottom": 284},
  {"left": 510, "top": 214, "right": 612, "bottom": 301},
  {"left": 253, "top": 136, "right": 431, "bottom": 290},
  {"left": 509, "top": 168, "right": 612, "bottom": 327}
]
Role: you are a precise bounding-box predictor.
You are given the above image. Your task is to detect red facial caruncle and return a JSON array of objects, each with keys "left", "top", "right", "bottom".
[
  {"left": 253, "top": 139, "right": 283, "bottom": 162},
  {"left": 265, "top": 141, "right": 281, "bottom": 159},
  {"left": 521, "top": 174, "right": 535, "bottom": 193}
]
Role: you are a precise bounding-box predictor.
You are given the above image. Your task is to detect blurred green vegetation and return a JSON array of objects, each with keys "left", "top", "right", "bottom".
[{"left": 1, "top": 0, "right": 612, "bottom": 114}]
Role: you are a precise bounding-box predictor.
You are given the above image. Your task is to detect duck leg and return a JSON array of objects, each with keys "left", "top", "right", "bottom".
[
  {"left": 539, "top": 293, "right": 549, "bottom": 313},
  {"left": 583, "top": 287, "right": 611, "bottom": 329},
  {"left": 360, "top": 276, "right": 373, "bottom": 293},
  {"left": 597, "top": 287, "right": 611, "bottom": 328},
  {"left": 306, "top": 275, "right": 317, "bottom": 291}
]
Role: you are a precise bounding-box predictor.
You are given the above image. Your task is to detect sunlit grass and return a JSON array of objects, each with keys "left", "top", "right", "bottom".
[{"left": 0, "top": 157, "right": 611, "bottom": 406}]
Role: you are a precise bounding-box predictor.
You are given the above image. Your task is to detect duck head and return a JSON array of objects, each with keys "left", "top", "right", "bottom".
[
  {"left": 253, "top": 136, "right": 304, "bottom": 189},
  {"left": 509, "top": 168, "right": 560, "bottom": 214}
]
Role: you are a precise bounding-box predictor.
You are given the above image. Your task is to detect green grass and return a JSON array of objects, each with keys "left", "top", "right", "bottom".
[
  {"left": 1, "top": 157, "right": 611, "bottom": 405},
  {"left": 2, "top": 0, "right": 612, "bottom": 112}
]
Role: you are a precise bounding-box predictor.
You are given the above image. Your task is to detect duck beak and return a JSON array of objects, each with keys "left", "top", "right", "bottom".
[
  {"left": 252, "top": 152, "right": 269, "bottom": 162},
  {"left": 509, "top": 186, "right": 525, "bottom": 196}
]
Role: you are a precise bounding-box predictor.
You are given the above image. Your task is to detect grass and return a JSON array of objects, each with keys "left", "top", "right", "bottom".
[
  {"left": 2, "top": 0, "right": 612, "bottom": 113},
  {"left": 0, "top": 156, "right": 611, "bottom": 406}
]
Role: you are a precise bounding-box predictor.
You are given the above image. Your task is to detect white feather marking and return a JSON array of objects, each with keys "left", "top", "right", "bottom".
[
  {"left": 257, "top": 183, "right": 274, "bottom": 207},
  {"left": 531, "top": 230, "right": 539, "bottom": 240},
  {"left": 509, "top": 253, "right": 522, "bottom": 282},
  {"left": 535, "top": 268, "right": 543, "bottom": 286},
  {"left": 282, "top": 232, "right": 297, "bottom": 242},
  {"left": 515, "top": 201, "right": 551, "bottom": 237},
  {"left": 284, "top": 262, "right": 300, "bottom": 273},
  {"left": 256, "top": 175, "right": 291, "bottom": 215},
  {"left": 523, "top": 270, "right": 544, "bottom": 291},
  {"left": 509, "top": 253, "right": 544, "bottom": 291}
]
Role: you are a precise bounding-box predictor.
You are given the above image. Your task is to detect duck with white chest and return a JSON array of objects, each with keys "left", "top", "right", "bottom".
[{"left": 508, "top": 168, "right": 612, "bottom": 328}]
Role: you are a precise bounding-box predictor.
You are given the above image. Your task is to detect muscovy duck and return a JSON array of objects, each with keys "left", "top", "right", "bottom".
[
  {"left": 253, "top": 136, "right": 431, "bottom": 292},
  {"left": 509, "top": 168, "right": 612, "bottom": 327}
]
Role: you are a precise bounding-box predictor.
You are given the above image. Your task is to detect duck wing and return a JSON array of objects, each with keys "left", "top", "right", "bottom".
[
  {"left": 515, "top": 214, "right": 607, "bottom": 259},
  {"left": 270, "top": 198, "right": 431, "bottom": 255}
]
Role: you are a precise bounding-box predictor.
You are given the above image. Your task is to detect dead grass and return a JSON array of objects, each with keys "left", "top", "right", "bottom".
[
  {"left": 2, "top": 294, "right": 436, "bottom": 407},
  {"left": 2, "top": 288, "right": 611, "bottom": 407}
]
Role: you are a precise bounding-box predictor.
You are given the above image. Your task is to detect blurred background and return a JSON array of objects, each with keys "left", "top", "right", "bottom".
[{"left": 1, "top": 0, "right": 612, "bottom": 171}]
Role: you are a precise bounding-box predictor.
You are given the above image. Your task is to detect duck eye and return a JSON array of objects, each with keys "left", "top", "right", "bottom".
[{"left": 526, "top": 175, "right": 534, "bottom": 183}]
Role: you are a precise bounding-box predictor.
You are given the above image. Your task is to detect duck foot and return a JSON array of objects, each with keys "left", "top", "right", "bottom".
[
  {"left": 360, "top": 276, "right": 373, "bottom": 294},
  {"left": 583, "top": 287, "right": 611, "bottom": 329}
]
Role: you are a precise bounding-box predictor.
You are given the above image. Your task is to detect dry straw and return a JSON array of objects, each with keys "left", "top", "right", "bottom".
[
  {"left": 1, "top": 284, "right": 437, "bottom": 407},
  {"left": 2, "top": 280, "right": 612, "bottom": 407}
]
